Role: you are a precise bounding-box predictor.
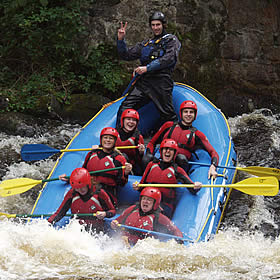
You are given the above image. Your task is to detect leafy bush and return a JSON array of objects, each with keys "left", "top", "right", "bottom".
[{"left": 0, "top": 0, "right": 124, "bottom": 112}]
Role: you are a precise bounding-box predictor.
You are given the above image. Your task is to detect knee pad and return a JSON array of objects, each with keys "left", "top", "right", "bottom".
[
  {"left": 175, "top": 154, "right": 189, "bottom": 172},
  {"left": 142, "top": 152, "right": 154, "bottom": 170}
]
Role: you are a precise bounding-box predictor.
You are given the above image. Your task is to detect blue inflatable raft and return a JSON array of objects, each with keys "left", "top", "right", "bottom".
[{"left": 31, "top": 83, "right": 237, "bottom": 245}]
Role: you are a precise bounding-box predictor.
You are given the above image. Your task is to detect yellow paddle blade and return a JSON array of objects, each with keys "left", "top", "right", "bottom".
[
  {"left": 0, "top": 178, "right": 42, "bottom": 197},
  {"left": 232, "top": 176, "right": 279, "bottom": 196},
  {"left": 238, "top": 166, "right": 280, "bottom": 180},
  {"left": 0, "top": 212, "right": 16, "bottom": 218}
]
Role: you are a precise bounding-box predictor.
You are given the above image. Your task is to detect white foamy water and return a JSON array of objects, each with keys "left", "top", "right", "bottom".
[{"left": 1, "top": 219, "right": 280, "bottom": 280}]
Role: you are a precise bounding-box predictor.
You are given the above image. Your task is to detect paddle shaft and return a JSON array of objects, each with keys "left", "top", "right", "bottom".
[
  {"left": 4, "top": 213, "right": 99, "bottom": 218},
  {"left": 118, "top": 224, "right": 190, "bottom": 242},
  {"left": 189, "top": 161, "right": 280, "bottom": 179},
  {"left": 138, "top": 183, "right": 276, "bottom": 188},
  {"left": 41, "top": 166, "right": 125, "bottom": 184},
  {"left": 0, "top": 166, "right": 125, "bottom": 197},
  {"left": 24, "top": 146, "right": 138, "bottom": 154},
  {"left": 121, "top": 74, "right": 139, "bottom": 97},
  {"left": 138, "top": 176, "right": 279, "bottom": 196}
]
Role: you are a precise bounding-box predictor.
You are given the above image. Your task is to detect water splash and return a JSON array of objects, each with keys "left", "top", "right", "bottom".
[{"left": 1, "top": 219, "right": 280, "bottom": 279}]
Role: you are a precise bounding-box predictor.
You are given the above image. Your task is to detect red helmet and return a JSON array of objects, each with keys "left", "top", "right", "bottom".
[
  {"left": 100, "top": 127, "right": 119, "bottom": 145},
  {"left": 160, "top": 138, "right": 178, "bottom": 159},
  {"left": 121, "top": 109, "right": 140, "bottom": 128},
  {"left": 70, "top": 168, "right": 91, "bottom": 189},
  {"left": 140, "top": 187, "right": 161, "bottom": 210},
  {"left": 179, "top": 100, "right": 198, "bottom": 120}
]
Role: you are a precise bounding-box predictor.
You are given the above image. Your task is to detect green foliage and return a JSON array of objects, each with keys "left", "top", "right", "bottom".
[{"left": 0, "top": 0, "right": 124, "bottom": 113}]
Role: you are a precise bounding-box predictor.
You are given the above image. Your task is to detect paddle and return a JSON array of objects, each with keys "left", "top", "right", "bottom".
[
  {"left": 121, "top": 73, "right": 139, "bottom": 97},
  {"left": 189, "top": 161, "right": 280, "bottom": 180},
  {"left": 21, "top": 144, "right": 138, "bottom": 161},
  {"left": 116, "top": 223, "right": 192, "bottom": 243},
  {"left": 0, "top": 211, "right": 190, "bottom": 243},
  {"left": 0, "top": 166, "right": 125, "bottom": 197},
  {"left": 138, "top": 176, "right": 279, "bottom": 196},
  {"left": 0, "top": 212, "right": 98, "bottom": 219}
]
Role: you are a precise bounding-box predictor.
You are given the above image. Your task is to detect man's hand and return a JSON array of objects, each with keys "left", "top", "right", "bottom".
[
  {"left": 134, "top": 66, "right": 147, "bottom": 75},
  {"left": 208, "top": 164, "right": 218, "bottom": 179},
  {"left": 118, "top": 21, "right": 127, "bottom": 40}
]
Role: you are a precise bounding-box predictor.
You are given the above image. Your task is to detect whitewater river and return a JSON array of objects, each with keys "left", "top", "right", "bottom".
[{"left": 0, "top": 109, "right": 279, "bottom": 280}]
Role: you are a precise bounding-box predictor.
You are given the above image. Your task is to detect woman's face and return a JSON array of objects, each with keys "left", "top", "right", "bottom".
[
  {"left": 101, "top": 135, "right": 115, "bottom": 151},
  {"left": 123, "top": 117, "right": 137, "bottom": 133},
  {"left": 141, "top": 195, "right": 154, "bottom": 212}
]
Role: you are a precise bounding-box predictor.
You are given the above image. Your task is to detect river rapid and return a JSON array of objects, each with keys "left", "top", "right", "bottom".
[{"left": 0, "top": 109, "right": 279, "bottom": 280}]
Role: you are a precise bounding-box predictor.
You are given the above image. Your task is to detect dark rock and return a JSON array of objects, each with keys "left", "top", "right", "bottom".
[
  {"left": 0, "top": 112, "right": 38, "bottom": 136},
  {"left": 86, "top": 0, "right": 280, "bottom": 116},
  {"left": 56, "top": 93, "right": 111, "bottom": 124}
]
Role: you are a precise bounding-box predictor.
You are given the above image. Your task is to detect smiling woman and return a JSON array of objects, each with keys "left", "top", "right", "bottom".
[{"left": 81, "top": 127, "right": 132, "bottom": 206}]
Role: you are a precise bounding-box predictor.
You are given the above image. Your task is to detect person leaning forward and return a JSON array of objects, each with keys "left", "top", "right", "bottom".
[
  {"left": 48, "top": 168, "right": 116, "bottom": 233},
  {"left": 111, "top": 187, "right": 183, "bottom": 246},
  {"left": 115, "top": 11, "right": 181, "bottom": 128},
  {"left": 144, "top": 100, "right": 219, "bottom": 179}
]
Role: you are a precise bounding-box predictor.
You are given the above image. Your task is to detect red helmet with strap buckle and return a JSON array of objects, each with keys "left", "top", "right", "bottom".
[
  {"left": 179, "top": 100, "right": 198, "bottom": 120},
  {"left": 120, "top": 109, "right": 140, "bottom": 128},
  {"left": 70, "top": 168, "right": 91, "bottom": 189},
  {"left": 100, "top": 127, "right": 119, "bottom": 145},
  {"left": 140, "top": 187, "right": 161, "bottom": 210},
  {"left": 160, "top": 138, "right": 178, "bottom": 159}
]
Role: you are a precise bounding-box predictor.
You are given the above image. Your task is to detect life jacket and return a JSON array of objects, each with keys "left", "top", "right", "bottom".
[
  {"left": 70, "top": 187, "right": 104, "bottom": 227},
  {"left": 140, "top": 34, "right": 174, "bottom": 66},
  {"left": 83, "top": 149, "right": 123, "bottom": 186},
  {"left": 116, "top": 129, "right": 141, "bottom": 164},
  {"left": 119, "top": 204, "right": 161, "bottom": 244},
  {"left": 165, "top": 123, "right": 198, "bottom": 159},
  {"left": 141, "top": 160, "right": 177, "bottom": 204}
]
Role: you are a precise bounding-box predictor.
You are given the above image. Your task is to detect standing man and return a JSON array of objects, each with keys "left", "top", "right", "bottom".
[{"left": 116, "top": 11, "right": 181, "bottom": 128}]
